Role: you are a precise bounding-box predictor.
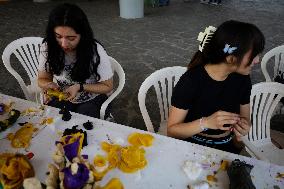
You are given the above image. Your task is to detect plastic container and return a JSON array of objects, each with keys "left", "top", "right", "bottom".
[{"left": 119, "top": 0, "right": 144, "bottom": 19}]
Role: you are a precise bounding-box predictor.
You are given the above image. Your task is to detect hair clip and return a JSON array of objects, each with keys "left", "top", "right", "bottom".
[
  {"left": 197, "top": 26, "right": 216, "bottom": 52},
  {"left": 223, "top": 44, "right": 237, "bottom": 54}
]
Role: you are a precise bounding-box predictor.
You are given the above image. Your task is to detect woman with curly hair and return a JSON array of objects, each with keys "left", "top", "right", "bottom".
[{"left": 38, "top": 3, "right": 113, "bottom": 118}]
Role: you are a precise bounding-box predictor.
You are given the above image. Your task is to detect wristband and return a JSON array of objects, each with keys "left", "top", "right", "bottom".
[
  {"left": 79, "top": 83, "right": 84, "bottom": 92},
  {"left": 199, "top": 117, "right": 208, "bottom": 131}
]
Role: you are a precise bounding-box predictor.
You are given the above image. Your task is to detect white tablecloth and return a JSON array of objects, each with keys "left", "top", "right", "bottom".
[{"left": 0, "top": 94, "right": 283, "bottom": 188}]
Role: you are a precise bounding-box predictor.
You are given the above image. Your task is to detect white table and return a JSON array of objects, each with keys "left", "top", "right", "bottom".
[{"left": 0, "top": 94, "right": 284, "bottom": 189}]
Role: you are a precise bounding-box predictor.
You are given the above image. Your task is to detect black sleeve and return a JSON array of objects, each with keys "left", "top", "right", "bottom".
[
  {"left": 171, "top": 71, "right": 197, "bottom": 110},
  {"left": 240, "top": 75, "right": 252, "bottom": 105}
]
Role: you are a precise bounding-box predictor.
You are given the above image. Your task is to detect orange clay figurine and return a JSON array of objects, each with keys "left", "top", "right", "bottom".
[{"left": 46, "top": 89, "right": 67, "bottom": 101}]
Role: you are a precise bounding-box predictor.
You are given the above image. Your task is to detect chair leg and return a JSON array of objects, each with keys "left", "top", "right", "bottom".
[
  {"left": 271, "top": 129, "right": 284, "bottom": 149},
  {"left": 105, "top": 113, "right": 115, "bottom": 122},
  {"left": 239, "top": 148, "right": 252, "bottom": 157},
  {"left": 244, "top": 147, "right": 258, "bottom": 159}
]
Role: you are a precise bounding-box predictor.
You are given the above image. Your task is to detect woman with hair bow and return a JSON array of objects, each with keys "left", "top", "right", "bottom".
[{"left": 167, "top": 20, "right": 265, "bottom": 153}]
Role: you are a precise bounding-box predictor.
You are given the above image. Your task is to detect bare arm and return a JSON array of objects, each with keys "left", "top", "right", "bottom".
[
  {"left": 38, "top": 70, "right": 59, "bottom": 90},
  {"left": 167, "top": 106, "right": 240, "bottom": 139},
  {"left": 167, "top": 106, "right": 204, "bottom": 138},
  {"left": 64, "top": 78, "right": 113, "bottom": 101},
  {"left": 83, "top": 78, "right": 113, "bottom": 94}
]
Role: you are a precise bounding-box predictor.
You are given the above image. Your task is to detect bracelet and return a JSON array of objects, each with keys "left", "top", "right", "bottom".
[{"left": 199, "top": 117, "right": 208, "bottom": 131}]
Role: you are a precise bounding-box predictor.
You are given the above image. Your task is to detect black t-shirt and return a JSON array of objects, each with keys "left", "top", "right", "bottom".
[{"left": 171, "top": 65, "right": 251, "bottom": 137}]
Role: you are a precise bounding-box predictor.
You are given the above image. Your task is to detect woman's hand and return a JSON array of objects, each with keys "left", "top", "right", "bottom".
[
  {"left": 232, "top": 117, "right": 250, "bottom": 141},
  {"left": 204, "top": 111, "right": 240, "bottom": 130},
  {"left": 44, "top": 82, "right": 60, "bottom": 90},
  {"left": 42, "top": 82, "right": 60, "bottom": 104},
  {"left": 64, "top": 84, "right": 80, "bottom": 101}
]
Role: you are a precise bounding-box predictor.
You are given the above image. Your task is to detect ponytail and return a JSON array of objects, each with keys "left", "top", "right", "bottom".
[
  {"left": 188, "top": 51, "right": 208, "bottom": 70},
  {"left": 187, "top": 20, "right": 265, "bottom": 70}
]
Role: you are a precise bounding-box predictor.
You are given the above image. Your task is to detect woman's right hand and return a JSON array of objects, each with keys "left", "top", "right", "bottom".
[
  {"left": 44, "top": 82, "right": 60, "bottom": 90},
  {"left": 204, "top": 111, "right": 240, "bottom": 130},
  {"left": 42, "top": 82, "right": 60, "bottom": 104}
]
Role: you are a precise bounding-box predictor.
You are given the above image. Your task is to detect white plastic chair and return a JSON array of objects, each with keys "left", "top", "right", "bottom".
[
  {"left": 138, "top": 66, "right": 187, "bottom": 135},
  {"left": 100, "top": 56, "right": 125, "bottom": 120},
  {"left": 261, "top": 45, "right": 284, "bottom": 114},
  {"left": 2, "top": 37, "right": 43, "bottom": 103},
  {"left": 261, "top": 45, "right": 284, "bottom": 82},
  {"left": 242, "top": 82, "right": 284, "bottom": 166}
]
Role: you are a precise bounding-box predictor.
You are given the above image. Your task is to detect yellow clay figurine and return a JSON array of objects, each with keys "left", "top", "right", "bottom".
[
  {"left": 0, "top": 153, "right": 35, "bottom": 189},
  {"left": 46, "top": 89, "right": 67, "bottom": 101}
]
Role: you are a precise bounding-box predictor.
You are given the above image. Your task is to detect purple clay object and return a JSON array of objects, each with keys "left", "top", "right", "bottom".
[
  {"left": 63, "top": 137, "right": 81, "bottom": 161},
  {"left": 0, "top": 104, "right": 5, "bottom": 115},
  {"left": 63, "top": 163, "right": 89, "bottom": 189},
  {"left": 63, "top": 126, "right": 88, "bottom": 148}
]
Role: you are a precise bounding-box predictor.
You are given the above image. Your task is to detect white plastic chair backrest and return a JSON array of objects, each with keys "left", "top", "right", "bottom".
[
  {"left": 138, "top": 66, "right": 187, "bottom": 133},
  {"left": 100, "top": 56, "right": 125, "bottom": 120},
  {"left": 247, "top": 82, "right": 284, "bottom": 144},
  {"left": 2, "top": 37, "right": 43, "bottom": 102},
  {"left": 261, "top": 45, "right": 284, "bottom": 82}
]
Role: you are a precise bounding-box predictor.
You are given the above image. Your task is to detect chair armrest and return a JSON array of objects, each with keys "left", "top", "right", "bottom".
[
  {"left": 241, "top": 137, "right": 269, "bottom": 161},
  {"left": 138, "top": 86, "right": 155, "bottom": 133},
  {"left": 100, "top": 82, "right": 125, "bottom": 120},
  {"left": 100, "top": 93, "right": 115, "bottom": 120}
]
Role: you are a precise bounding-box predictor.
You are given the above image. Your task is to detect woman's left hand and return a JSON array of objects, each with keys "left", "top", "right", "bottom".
[
  {"left": 64, "top": 84, "right": 80, "bottom": 101},
  {"left": 232, "top": 117, "right": 250, "bottom": 141}
]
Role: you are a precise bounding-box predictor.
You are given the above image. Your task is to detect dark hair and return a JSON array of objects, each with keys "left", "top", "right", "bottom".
[
  {"left": 44, "top": 3, "right": 101, "bottom": 82},
  {"left": 188, "top": 20, "right": 265, "bottom": 69}
]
